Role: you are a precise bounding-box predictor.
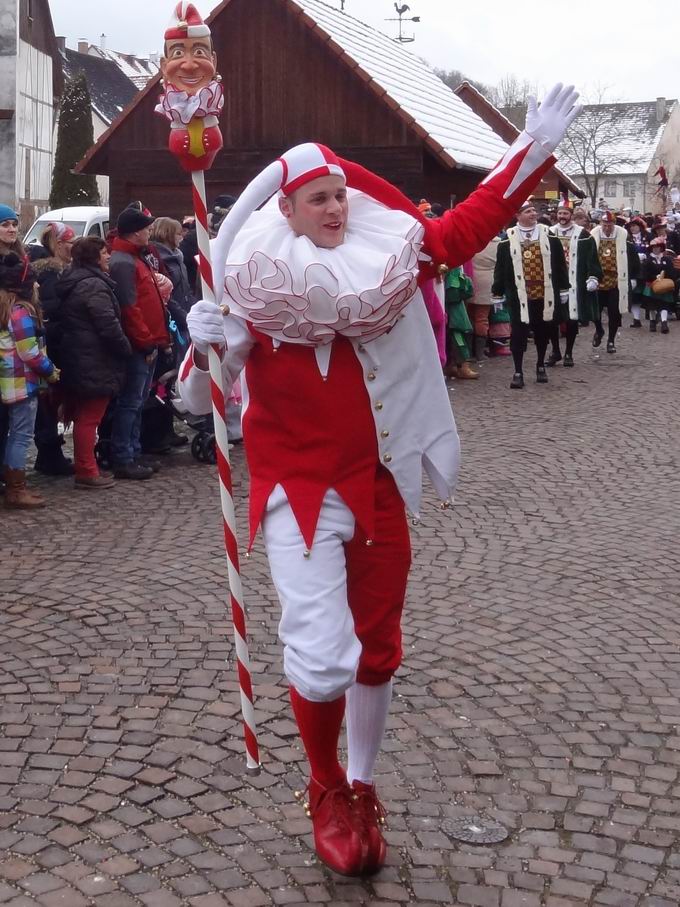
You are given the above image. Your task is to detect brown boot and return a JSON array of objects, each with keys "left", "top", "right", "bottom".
[
  {"left": 3, "top": 467, "right": 45, "bottom": 509},
  {"left": 456, "top": 361, "right": 479, "bottom": 379}
]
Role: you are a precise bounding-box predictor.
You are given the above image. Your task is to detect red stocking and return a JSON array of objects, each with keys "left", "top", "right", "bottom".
[{"left": 290, "top": 687, "right": 346, "bottom": 789}]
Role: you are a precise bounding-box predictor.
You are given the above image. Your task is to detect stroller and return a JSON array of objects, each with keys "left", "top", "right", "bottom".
[{"left": 95, "top": 365, "right": 218, "bottom": 469}]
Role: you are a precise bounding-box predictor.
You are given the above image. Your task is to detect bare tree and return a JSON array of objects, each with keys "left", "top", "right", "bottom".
[
  {"left": 488, "top": 74, "right": 540, "bottom": 128},
  {"left": 558, "top": 90, "right": 645, "bottom": 207},
  {"left": 434, "top": 67, "right": 492, "bottom": 98}
]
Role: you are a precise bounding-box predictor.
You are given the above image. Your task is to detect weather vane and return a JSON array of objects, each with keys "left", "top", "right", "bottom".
[{"left": 386, "top": 3, "right": 421, "bottom": 43}]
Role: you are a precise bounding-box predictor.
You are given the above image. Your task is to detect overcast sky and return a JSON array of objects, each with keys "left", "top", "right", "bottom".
[{"left": 49, "top": 0, "right": 679, "bottom": 104}]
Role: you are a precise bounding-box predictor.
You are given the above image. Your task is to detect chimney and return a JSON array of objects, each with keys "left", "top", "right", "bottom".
[
  {"left": 656, "top": 97, "right": 666, "bottom": 123},
  {"left": 149, "top": 51, "right": 160, "bottom": 66},
  {"left": 78, "top": 39, "right": 89, "bottom": 55},
  {"left": 100, "top": 33, "right": 107, "bottom": 51},
  {"left": 56, "top": 36, "right": 66, "bottom": 52}
]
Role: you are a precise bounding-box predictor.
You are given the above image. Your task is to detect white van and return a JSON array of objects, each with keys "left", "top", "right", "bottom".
[{"left": 24, "top": 206, "right": 110, "bottom": 246}]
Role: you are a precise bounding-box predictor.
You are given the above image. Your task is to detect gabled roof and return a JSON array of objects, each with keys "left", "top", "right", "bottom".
[
  {"left": 86, "top": 45, "right": 159, "bottom": 90},
  {"left": 289, "top": 0, "right": 509, "bottom": 172},
  {"left": 561, "top": 100, "right": 677, "bottom": 176},
  {"left": 455, "top": 81, "right": 585, "bottom": 197},
  {"left": 78, "top": 0, "right": 512, "bottom": 177},
  {"left": 61, "top": 48, "right": 138, "bottom": 126}
]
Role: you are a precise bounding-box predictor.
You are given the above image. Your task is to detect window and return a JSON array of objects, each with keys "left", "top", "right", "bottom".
[
  {"left": 603, "top": 180, "right": 618, "bottom": 198},
  {"left": 87, "top": 223, "right": 102, "bottom": 237},
  {"left": 622, "top": 178, "right": 637, "bottom": 197}
]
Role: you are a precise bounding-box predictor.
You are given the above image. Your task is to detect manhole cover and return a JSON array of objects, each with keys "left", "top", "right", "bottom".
[{"left": 442, "top": 816, "right": 509, "bottom": 845}]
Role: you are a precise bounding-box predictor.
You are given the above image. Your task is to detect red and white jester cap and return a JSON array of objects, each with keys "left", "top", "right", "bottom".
[
  {"left": 211, "top": 142, "right": 448, "bottom": 304},
  {"left": 164, "top": 2, "right": 211, "bottom": 41}
]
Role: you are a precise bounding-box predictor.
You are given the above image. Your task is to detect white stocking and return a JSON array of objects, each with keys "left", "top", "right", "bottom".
[
  {"left": 661, "top": 309, "right": 669, "bottom": 322},
  {"left": 631, "top": 303, "right": 641, "bottom": 320},
  {"left": 346, "top": 680, "right": 392, "bottom": 784}
]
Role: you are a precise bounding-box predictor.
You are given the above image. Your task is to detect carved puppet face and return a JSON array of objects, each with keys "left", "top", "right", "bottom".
[{"left": 161, "top": 37, "right": 217, "bottom": 94}]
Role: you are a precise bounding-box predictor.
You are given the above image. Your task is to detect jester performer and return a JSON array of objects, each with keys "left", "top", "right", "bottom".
[
  {"left": 155, "top": 2, "right": 223, "bottom": 172},
  {"left": 179, "top": 83, "right": 581, "bottom": 876}
]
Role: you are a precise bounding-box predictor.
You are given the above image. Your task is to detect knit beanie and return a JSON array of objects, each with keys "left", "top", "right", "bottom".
[
  {"left": 117, "top": 204, "right": 155, "bottom": 236},
  {"left": 0, "top": 204, "right": 19, "bottom": 224},
  {"left": 0, "top": 253, "right": 36, "bottom": 299}
]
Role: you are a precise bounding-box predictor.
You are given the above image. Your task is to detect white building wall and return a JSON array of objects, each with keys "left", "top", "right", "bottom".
[
  {"left": 16, "top": 38, "right": 54, "bottom": 219},
  {"left": 92, "top": 113, "right": 109, "bottom": 205},
  {"left": 647, "top": 103, "right": 680, "bottom": 214},
  {"left": 571, "top": 174, "right": 649, "bottom": 213},
  {"left": 0, "top": 0, "right": 18, "bottom": 208}
]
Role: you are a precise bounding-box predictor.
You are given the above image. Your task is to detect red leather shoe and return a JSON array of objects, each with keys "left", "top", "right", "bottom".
[
  {"left": 351, "top": 780, "right": 387, "bottom": 874},
  {"left": 305, "top": 778, "right": 364, "bottom": 876}
]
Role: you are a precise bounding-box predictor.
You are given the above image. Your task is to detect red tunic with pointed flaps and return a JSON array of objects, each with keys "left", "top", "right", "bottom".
[{"left": 244, "top": 329, "right": 379, "bottom": 551}]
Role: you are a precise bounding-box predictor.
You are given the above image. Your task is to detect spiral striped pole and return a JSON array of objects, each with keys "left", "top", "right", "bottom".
[{"left": 191, "top": 169, "right": 261, "bottom": 774}]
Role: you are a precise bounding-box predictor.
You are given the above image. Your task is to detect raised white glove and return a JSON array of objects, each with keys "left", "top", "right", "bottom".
[
  {"left": 525, "top": 83, "right": 582, "bottom": 153},
  {"left": 586, "top": 277, "right": 599, "bottom": 292},
  {"left": 187, "top": 300, "right": 226, "bottom": 354}
]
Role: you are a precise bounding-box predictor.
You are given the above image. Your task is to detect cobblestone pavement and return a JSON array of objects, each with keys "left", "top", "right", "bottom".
[{"left": 3, "top": 319, "right": 680, "bottom": 907}]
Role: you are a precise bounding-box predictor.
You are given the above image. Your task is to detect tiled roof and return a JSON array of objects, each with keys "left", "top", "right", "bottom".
[
  {"left": 290, "top": 0, "right": 509, "bottom": 171},
  {"left": 61, "top": 48, "right": 138, "bottom": 125},
  {"left": 560, "top": 100, "right": 677, "bottom": 176},
  {"left": 86, "top": 46, "right": 159, "bottom": 90}
]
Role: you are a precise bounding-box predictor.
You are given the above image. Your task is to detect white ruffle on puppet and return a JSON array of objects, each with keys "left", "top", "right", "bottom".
[
  {"left": 155, "top": 80, "right": 224, "bottom": 126},
  {"left": 221, "top": 192, "right": 425, "bottom": 346}
]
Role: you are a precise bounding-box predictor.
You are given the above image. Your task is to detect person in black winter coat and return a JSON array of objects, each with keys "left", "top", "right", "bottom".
[
  {"left": 179, "top": 227, "right": 199, "bottom": 297},
  {"left": 32, "top": 222, "right": 76, "bottom": 474},
  {"left": 57, "top": 237, "right": 131, "bottom": 489}
]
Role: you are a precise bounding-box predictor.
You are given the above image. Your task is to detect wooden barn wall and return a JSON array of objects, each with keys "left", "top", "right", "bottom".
[
  {"left": 93, "top": 0, "right": 446, "bottom": 219},
  {"left": 421, "top": 153, "right": 486, "bottom": 210},
  {"left": 108, "top": 145, "right": 426, "bottom": 222}
]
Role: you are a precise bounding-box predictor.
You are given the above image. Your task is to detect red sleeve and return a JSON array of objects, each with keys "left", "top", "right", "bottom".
[
  {"left": 431, "top": 133, "right": 556, "bottom": 269},
  {"left": 121, "top": 305, "right": 155, "bottom": 352}
]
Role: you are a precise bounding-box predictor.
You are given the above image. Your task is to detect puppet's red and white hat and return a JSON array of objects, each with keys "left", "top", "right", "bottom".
[
  {"left": 211, "top": 142, "right": 448, "bottom": 303},
  {"left": 164, "top": 2, "right": 211, "bottom": 41}
]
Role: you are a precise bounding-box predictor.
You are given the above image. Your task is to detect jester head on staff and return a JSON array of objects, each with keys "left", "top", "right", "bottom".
[{"left": 155, "top": 2, "right": 224, "bottom": 172}]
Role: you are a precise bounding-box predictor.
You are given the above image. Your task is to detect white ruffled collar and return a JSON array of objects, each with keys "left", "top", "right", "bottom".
[{"left": 221, "top": 191, "right": 424, "bottom": 346}]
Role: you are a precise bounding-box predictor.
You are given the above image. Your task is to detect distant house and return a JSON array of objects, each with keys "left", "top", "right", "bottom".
[
  {"left": 0, "top": 0, "right": 63, "bottom": 226},
  {"left": 58, "top": 43, "right": 137, "bottom": 204},
  {"left": 76, "top": 38, "right": 159, "bottom": 90},
  {"left": 455, "top": 81, "right": 584, "bottom": 204},
  {"left": 77, "top": 0, "right": 522, "bottom": 221},
  {"left": 559, "top": 99, "right": 680, "bottom": 214}
]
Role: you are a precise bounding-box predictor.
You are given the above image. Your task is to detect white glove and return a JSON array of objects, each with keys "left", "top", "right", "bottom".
[
  {"left": 559, "top": 291, "right": 570, "bottom": 304},
  {"left": 586, "top": 277, "right": 599, "bottom": 292},
  {"left": 187, "top": 300, "right": 226, "bottom": 354},
  {"left": 525, "top": 83, "right": 582, "bottom": 153},
  {"left": 631, "top": 279, "right": 637, "bottom": 290},
  {"left": 638, "top": 252, "right": 647, "bottom": 261}
]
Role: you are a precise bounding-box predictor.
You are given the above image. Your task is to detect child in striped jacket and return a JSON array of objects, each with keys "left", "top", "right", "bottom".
[{"left": 0, "top": 253, "right": 59, "bottom": 508}]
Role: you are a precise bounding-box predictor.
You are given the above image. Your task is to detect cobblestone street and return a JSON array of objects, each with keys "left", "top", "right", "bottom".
[{"left": 3, "top": 321, "right": 680, "bottom": 907}]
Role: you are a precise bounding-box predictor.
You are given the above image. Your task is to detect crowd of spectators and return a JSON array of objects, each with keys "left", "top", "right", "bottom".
[{"left": 0, "top": 199, "right": 214, "bottom": 508}]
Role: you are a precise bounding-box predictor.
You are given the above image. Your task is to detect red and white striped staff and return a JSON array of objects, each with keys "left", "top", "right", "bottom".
[
  {"left": 155, "top": 1, "right": 260, "bottom": 773},
  {"left": 192, "top": 171, "right": 260, "bottom": 774}
]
